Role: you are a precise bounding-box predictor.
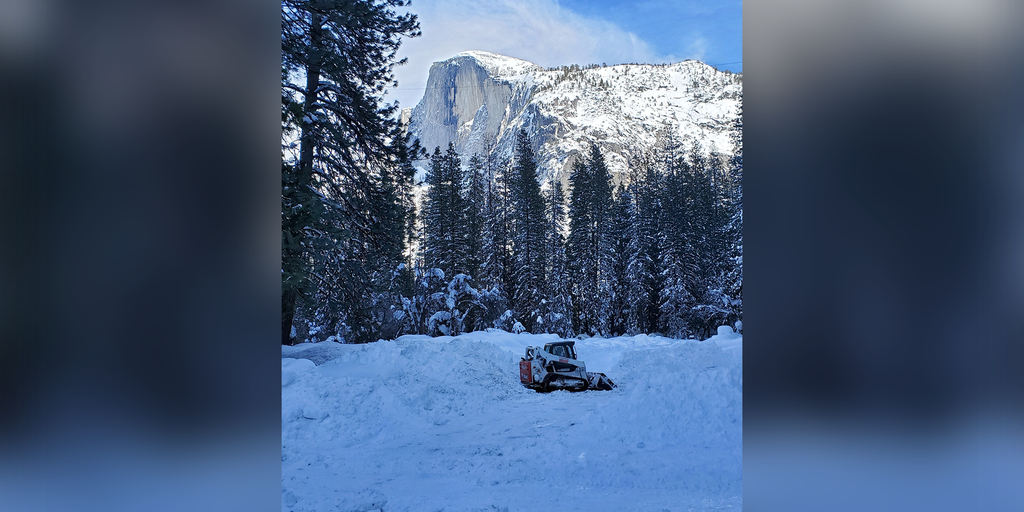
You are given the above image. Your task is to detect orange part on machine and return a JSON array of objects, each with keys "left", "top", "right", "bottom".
[{"left": 519, "top": 360, "right": 532, "bottom": 384}]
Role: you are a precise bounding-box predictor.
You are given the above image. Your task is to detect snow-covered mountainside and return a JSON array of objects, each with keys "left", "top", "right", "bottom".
[
  {"left": 282, "top": 328, "right": 742, "bottom": 511},
  {"left": 407, "top": 50, "right": 742, "bottom": 188}
]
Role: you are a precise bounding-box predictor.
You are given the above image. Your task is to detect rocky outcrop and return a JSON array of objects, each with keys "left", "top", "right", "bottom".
[{"left": 409, "top": 51, "right": 537, "bottom": 158}]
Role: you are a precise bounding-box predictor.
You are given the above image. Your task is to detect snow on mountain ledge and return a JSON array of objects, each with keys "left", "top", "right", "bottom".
[
  {"left": 408, "top": 51, "right": 742, "bottom": 189},
  {"left": 451, "top": 50, "right": 543, "bottom": 79}
]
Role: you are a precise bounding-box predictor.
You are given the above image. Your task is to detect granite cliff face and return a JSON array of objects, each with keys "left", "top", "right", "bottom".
[{"left": 407, "top": 51, "right": 742, "bottom": 189}]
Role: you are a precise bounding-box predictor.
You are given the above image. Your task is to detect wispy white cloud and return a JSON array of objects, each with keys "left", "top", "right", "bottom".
[
  {"left": 684, "top": 36, "right": 709, "bottom": 62},
  {"left": 387, "top": 0, "right": 667, "bottom": 110}
]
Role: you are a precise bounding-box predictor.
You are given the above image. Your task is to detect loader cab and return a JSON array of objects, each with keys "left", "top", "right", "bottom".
[{"left": 543, "top": 342, "right": 577, "bottom": 361}]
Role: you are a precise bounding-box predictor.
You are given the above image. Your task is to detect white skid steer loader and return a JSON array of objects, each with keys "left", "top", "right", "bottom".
[{"left": 519, "top": 341, "right": 616, "bottom": 392}]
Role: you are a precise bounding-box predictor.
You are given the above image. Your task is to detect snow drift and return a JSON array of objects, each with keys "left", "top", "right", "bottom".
[{"left": 282, "top": 329, "right": 742, "bottom": 511}]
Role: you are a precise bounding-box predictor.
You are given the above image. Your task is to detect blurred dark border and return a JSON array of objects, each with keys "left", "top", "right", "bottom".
[
  {"left": 745, "top": 0, "right": 1023, "bottom": 422},
  {"left": 1, "top": 1, "right": 281, "bottom": 510},
  {"left": 744, "top": 0, "right": 1024, "bottom": 510}
]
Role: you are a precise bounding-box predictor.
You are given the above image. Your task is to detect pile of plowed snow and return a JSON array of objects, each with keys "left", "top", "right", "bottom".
[{"left": 282, "top": 328, "right": 742, "bottom": 512}]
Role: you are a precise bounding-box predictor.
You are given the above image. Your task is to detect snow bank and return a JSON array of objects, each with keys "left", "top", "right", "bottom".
[{"left": 282, "top": 330, "right": 742, "bottom": 511}]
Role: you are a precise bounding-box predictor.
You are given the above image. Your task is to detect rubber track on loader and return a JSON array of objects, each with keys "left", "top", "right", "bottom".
[{"left": 541, "top": 374, "right": 590, "bottom": 392}]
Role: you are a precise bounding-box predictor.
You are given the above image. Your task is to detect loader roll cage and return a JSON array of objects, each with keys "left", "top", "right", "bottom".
[{"left": 543, "top": 342, "right": 577, "bottom": 361}]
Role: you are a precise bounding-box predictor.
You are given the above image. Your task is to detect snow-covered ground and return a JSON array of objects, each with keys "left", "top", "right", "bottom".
[{"left": 282, "top": 328, "right": 742, "bottom": 512}]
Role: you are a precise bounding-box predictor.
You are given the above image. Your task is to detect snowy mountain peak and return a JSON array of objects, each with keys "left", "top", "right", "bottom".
[
  {"left": 409, "top": 51, "right": 742, "bottom": 188},
  {"left": 447, "top": 51, "right": 543, "bottom": 78}
]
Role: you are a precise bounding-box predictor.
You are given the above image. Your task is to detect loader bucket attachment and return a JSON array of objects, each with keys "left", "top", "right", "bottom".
[{"left": 587, "top": 372, "right": 616, "bottom": 391}]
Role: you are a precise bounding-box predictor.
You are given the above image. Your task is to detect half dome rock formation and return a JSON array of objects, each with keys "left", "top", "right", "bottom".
[{"left": 407, "top": 51, "right": 742, "bottom": 188}]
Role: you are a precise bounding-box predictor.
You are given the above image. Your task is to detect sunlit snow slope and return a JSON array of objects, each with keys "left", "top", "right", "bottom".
[{"left": 282, "top": 329, "right": 742, "bottom": 512}]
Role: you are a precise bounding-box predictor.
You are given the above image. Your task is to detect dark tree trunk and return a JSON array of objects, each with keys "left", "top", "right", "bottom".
[
  {"left": 282, "top": 288, "right": 297, "bottom": 345},
  {"left": 281, "top": 17, "right": 322, "bottom": 346}
]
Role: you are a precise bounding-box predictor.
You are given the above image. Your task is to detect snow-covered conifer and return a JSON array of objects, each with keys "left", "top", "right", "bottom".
[
  {"left": 465, "top": 154, "right": 487, "bottom": 282},
  {"left": 538, "top": 182, "right": 574, "bottom": 337},
  {"left": 423, "top": 143, "right": 469, "bottom": 277},
  {"left": 508, "top": 129, "right": 547, "bottom": 332},
  {"left": 606, "top": 182, "right": 632, "bottom": 336},
  {"left": 567, "top": 144, "right": 614, "bottom": 336},
  {"left": 623, "top": 156, "right": 661, "bottom": 334}
]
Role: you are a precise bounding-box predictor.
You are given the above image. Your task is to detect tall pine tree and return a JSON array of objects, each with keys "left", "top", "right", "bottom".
[
  {"left": 478, "top": 139, "right": 513, "bottom": 330},
  {"left": 606, "top": 182, "right": 633, "bottom": 336},
  {"left": 423, "top": 143, "right": 468, "bottom": 276},
  {"left": 508, "top": 129, "right": 547, "bottom": 331},
  {"left": 480, "top": 136, "right": 511, "bottom": 293},
  {"left": 566, "top": 144, "right": 614, "bottom": 336},
  {"left": 538, "top": 182, "right": 574, "bottom": 336},
  {"left": 658, "top": 137, "right": 695, "bottom": 338},
  {"left": 281, "top": 0, "right": 419, "bottom": 344},
  {"left": 464, "top": 154, "right": 486, "bottom": 282},
  {"left": 623, "top": 157, "right": 661, "bottom": 335}
]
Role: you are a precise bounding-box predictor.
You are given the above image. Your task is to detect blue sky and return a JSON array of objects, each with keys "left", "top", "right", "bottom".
[
  {"left": 389, "top": 0, "right": 742, "bottom": 110},
  {"left": 556, "top": 0, "right": 742, "bottom": 69}
]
